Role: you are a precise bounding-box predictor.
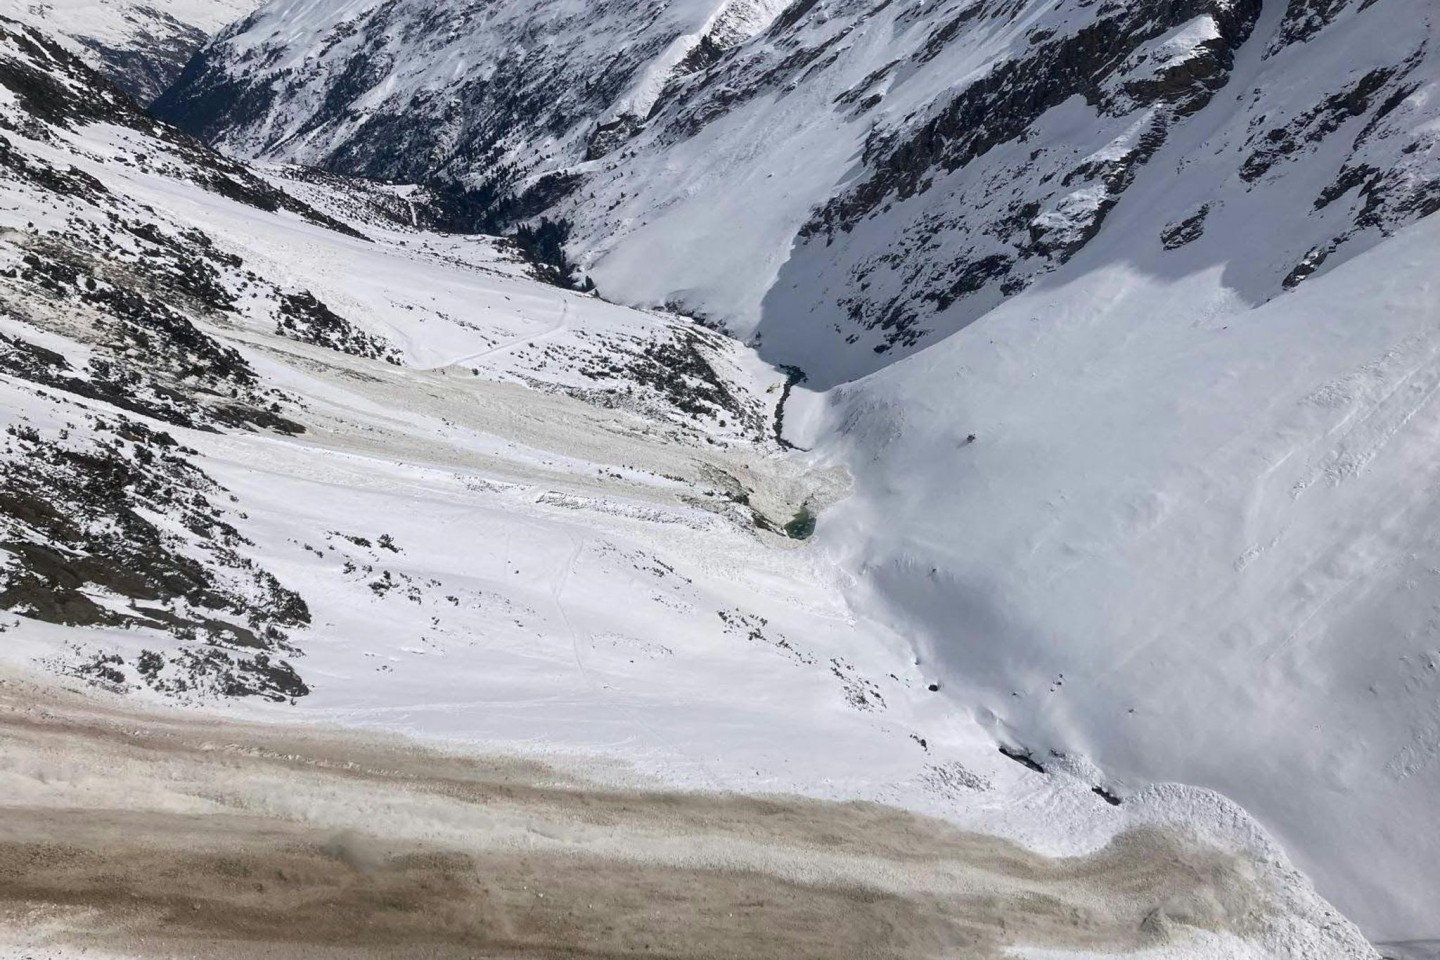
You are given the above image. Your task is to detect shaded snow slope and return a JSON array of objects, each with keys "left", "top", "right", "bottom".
[
  {"left": 812, "top": 214, "right": 1440, "bottom": 942},
  {"left": 0, "top": 17, "right": 1379, "bottom": 959}
]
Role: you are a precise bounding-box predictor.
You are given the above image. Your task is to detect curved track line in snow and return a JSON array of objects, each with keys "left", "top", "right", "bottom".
[{"left": 422, "top": 298, "right": 572, "bottom": 370}]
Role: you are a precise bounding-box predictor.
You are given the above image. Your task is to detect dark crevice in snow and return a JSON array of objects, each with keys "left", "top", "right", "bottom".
[
  {"left": 998, "top": 744, "right": 1046, "bottom": 774},
  {"left": 772, "top": 363, "right": 808, "bottom": 451}
]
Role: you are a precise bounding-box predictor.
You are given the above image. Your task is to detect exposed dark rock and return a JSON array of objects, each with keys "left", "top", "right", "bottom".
[
  {"left": 1161, "top": 204, "right": 1211, "bottom": 249},
  {"left": 772, "top": 364, "right": 807, "bottom": 450},
  {"left": 423, "top": 170, "right": 581, "bottom": 234},
  {"left": 587, "top": 113, "right": 646, "bottom": 161},
  {"left": 77, "top": 14, "right": 209, "bottom": 105},
  {"left": 276, "top": 291, "right": 403, "bottom": 364},
  {"left": 772, "top": 0, "right": 1262, "bottom": 358},
  {"left": 0, "top": 17, "right": 364, "bottom": 239},
  {"left": 1268, "top": 0, "right": 1358, "bottom": 52},
  {"left": 620, "top": 327, "right": 755, "bottom": 426},
  {"left": 0, "top": 414, "right": 311, "bottom": 702},
  {"left": 999, "top": 745, "right": 1046, "bottom": 774},
  {"left": 1240, "top": 66, "right": 1398, "bottom": 183},
  {"left": 807, "top": 0, "right": 1262, "bottom": 239},
  {"left": 3, "top": 244, "right": 302, "bottom": 434},
  {"left": 152, "top": 1, "right": 683, "bottom": 194},
  {"left": 1283, "top": 245, "right": 1330, "bottom": 289},
  {"left": 511, "top": 218, "right": 584, "bottom": 288},
  {"left": 1092, "top": 785, "right": 1123, "bottom": 806}
]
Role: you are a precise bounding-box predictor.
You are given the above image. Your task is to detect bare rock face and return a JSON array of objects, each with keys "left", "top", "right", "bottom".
[{"left": 76, "top": 16, "right": 208, "bottom": 105}]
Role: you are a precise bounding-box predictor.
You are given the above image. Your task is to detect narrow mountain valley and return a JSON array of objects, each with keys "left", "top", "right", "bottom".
[{"left": 2, "top": 0, "right": 1438, "bottom": 957}]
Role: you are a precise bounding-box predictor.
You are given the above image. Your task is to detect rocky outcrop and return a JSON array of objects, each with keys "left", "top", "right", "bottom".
[{"left": 0, "top": 17, "right": 328, "bottom": 699}]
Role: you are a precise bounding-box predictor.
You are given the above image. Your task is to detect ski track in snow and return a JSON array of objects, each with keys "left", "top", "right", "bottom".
[{"left": 424, "top": 299, "right": 572, "bottom": 371}]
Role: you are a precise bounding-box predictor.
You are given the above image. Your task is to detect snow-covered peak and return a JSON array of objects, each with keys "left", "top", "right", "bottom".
[{"left": 6, "top": 0, "right": 261, "bottom": 101}]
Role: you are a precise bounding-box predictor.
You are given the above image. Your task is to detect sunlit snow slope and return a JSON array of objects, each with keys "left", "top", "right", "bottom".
[
  {"left": 7, "top": 0, "right": 261, "bottom": 102},
  {"left": 156, "top": 0, "right": 1440, "bottom": 947},
  {"left": 161, "top": 0, "right": 1439, "bottom": 382},
  {"left": 0, "top": 16, "right": 1387, "bottom": 959},
  {"left": 154, "top": 0, "right": 789, "bottom": 183}
]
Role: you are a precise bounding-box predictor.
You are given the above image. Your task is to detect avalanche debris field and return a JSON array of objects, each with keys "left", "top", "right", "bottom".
[{"left": 0, "top": 673, "right": 1266, "bottom": 960}]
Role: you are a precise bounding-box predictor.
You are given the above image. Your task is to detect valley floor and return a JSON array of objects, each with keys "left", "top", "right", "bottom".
[{"left": 0, "top": 671, "right": 1336, "bottom": 960}]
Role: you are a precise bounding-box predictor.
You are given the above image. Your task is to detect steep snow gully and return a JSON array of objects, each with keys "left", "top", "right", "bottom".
[{"left": 3, "top": 0, "right": 1440, "bottom": 956}]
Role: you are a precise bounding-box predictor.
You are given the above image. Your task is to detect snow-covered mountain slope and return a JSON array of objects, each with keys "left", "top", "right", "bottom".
[
  {"left": 157, "top": 0, "right": 1439, "bottom": 384},
  {"left": 0, "top": 15, "right": 803, "bottom": 697},
  {"left": 152, "top": 0, "right": 788, "bottom": 190},
  {"left": 6, "top": 0, "right": 260, "bottom": 102},
  {"left": 0, "top": 15, "right": 1385, "bottom": 960},
  {"left": 804, "top": 212, "right": 1440, "bottom": 948},
  {"left": 151, "top": 0, "right": 1440, "bottom": 946}
]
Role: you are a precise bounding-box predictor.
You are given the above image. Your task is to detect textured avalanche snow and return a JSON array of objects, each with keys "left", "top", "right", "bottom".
[{"left": 8, "top": 0, "right": 1440, "bottom": 948}]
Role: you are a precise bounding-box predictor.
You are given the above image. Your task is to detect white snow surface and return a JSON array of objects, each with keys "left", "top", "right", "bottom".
[
  {"left": 8, "top": 0, "right": 255, "bottom": 46},
  {"left": 815, "top": 216, "right": 1440, "bottom": 942},
  {"left": 174, "top": 0, "right": 1440, "bottom": 388},
  {"left": 0, "top": 30, "right": 1384, "bottom": 958},
  {"left": 8, "top": 2, "right": 1440, "bottom": 950},
  {"left": 575, "top": 0, "right": 1440, "bottom": 380}
]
